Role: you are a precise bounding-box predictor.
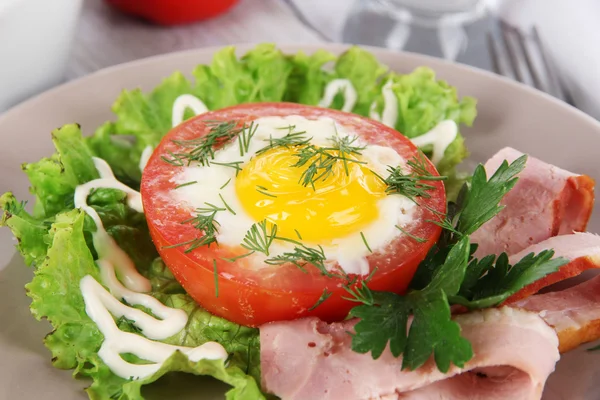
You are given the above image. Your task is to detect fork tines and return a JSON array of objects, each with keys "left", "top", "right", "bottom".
[{"left": 487, "top": 21, "right": 574, "bottom": 105}]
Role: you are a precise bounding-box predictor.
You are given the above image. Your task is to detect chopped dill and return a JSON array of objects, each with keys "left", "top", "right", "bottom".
[
  {"left": 360, "top": 231, "right": 373, "bottom": 253},
  {"left": 219, "top": 194, "right": 236, "bottom": 215},
  {"left": 395, "top": 225, "right": 427, "bottom": 243},
  {"left": 174, "top": 181, "right": 197, "bottom": 189},
  {"left": 308, "top": 289, "right": 333, "bottom": 311}
]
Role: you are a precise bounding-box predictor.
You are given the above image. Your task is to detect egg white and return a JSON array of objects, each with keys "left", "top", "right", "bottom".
[{"left": 171, "top": 115, "right": 416, "bottom": 276}]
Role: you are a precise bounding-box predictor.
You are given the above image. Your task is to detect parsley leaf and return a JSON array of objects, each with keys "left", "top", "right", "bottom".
[
  {"left": 351, "top": 291, "right": 410, "bottom": 359},
  {"left": 455, "top": 154, "right": 527, "bottom": 235},
  {"left": 412, "top": 155, "right": 528, "bottom": 288},
  {"left": 348, "top": 155, "right": 554, "bottom": 374},
  {"left": 449, "top": 250, "right": 568, "bottom": 309},
  {"left": 349, "top": 237, "right": 472, "bottom": 372},
  {"left": 403, "top": 289, "right": 472, "bottom": 372}
]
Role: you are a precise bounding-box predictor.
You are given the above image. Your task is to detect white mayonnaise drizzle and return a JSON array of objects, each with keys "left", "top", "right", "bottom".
[
  {"left": 369, "top": 80, "right": 398, "bottom": 128},
  {"left": 74, "top": 158, "right": 149, "bottom": 293},
  {"left": 410, "top": 120, "right": 458, "bottom": 165},
  {"left": 97, "top": 260, "right": 187, "bottom": 340},
  {"left": 139, "top": 145, "right": 153, "bottom": 173},
  {"left": 172, "top": 94, "right": 209, "bottom": 127},
  {"left": 81, "top": 274, "right": 227, "bottom": 380},
  {"left": 318, "top": 79, "right": 357, "bottom": 112},
  {"left": 76, "top": 157, "right": 227, "bottom": 380},
  {"left": 318, "top": 79, "right": 459, "bottom": 166}
]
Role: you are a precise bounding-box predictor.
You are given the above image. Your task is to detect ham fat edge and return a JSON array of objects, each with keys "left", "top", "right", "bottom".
[
  {"left": 471, "top": 147, "right": 594, "bottom": 258},
  {"left": 258, "top": 147, "right": 600, "bottom": 400}
]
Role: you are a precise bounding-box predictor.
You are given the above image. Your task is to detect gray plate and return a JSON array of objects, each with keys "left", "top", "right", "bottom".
[{"left": 1, "top": 44, "right": 599, "bottom": 400}]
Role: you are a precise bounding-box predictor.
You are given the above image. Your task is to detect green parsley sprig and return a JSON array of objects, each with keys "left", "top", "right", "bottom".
[
  {"left": 449, "top": 250, "right": 567, "bottom": 309},
  {"left": 346, "top": 155, "right": 568, "bottom": 373}
]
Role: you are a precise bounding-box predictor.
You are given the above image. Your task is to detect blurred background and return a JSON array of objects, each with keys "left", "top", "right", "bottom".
[{"left": 1, "top": 0, "right": 599, "bottom": 118}]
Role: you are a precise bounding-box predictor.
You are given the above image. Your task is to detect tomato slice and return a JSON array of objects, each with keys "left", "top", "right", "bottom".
[{"left": 141, "top": 103, "right": 446, "bottom": 327}]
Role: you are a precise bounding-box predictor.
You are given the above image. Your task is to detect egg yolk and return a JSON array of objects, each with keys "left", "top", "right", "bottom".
[{"left": 235, "top": 146, "right": 387, "bottom": 243}]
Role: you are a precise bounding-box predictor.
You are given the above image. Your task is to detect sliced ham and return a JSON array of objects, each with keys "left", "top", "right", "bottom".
[
  {"left": 260, "top": 308, "right": 559, "bottom": 400},
  {"left": 515, "top": 273, "right": 600, "bottom": 353},
  {"left": 471, "top": 147, "right": 594, "bottom": 258},
  {"left": 505, "top": 232, "right": 600, "bottom": 303}
]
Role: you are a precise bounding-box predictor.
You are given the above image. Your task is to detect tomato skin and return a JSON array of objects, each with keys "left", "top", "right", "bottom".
[
  {"left": 105, "top": 0, "right": 239, "bottom": 26},
  {"left": 142, "top": 103, "right": 446, "bottom": 327}
]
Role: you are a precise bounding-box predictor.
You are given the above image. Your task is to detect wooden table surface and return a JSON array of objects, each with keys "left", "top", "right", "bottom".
[{"left": 67, "top": 0, "right": 324, "bottom": 80}]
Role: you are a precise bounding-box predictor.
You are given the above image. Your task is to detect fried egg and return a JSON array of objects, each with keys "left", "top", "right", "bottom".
[{"left": 171, "top": 115, "right": 416, "bottom": 275}]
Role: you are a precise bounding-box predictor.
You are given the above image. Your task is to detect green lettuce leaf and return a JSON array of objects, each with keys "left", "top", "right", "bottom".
[
  {"left": 0, "top": 193, "right": 50, "bottom": 267},
  {"left": 284, "top": 49, "right": 336, "bottom": 105},
  {"left": 333, "top": 47, "right": 388, "bottom": 115},
  {"left": 156, "top": 293, "right": 261, "bottom": 383},
  {"left": 386, "top": 67, "right": 476, "bottom": 174},
  {"left": 85, "top": 122, "right": 144, "bottom": 186},
  {"left": 18, "top": 206, "right": 262, "bottom": 400},
  {"left": 3, "top": 128, "right": 263, "bottom": 399},
  {"left": 23, "top": 124, "right": 99, "bottom": 218},
  {"left": 87, "top": 352, "right": 262, "bottom": 400},
  {"left": 26, "top": 209, "right": 104, "bottom": 370}
]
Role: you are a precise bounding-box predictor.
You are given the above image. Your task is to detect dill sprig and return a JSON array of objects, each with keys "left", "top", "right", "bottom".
[
  {"left": 166, "top": 203, "right": 224, "bottom": 252},
  {"left": 241, "top": 220, "right": 278, "bottom": 256},
  {"left": 210, "top": 160, "right": 243, "bottom": 175},
  {"left": 341, "top": 267, "right": 378, "bottom": 304},
  {"left": 256, "top": 185, "right": 277, "bottom": 198},
  {"left": 221, "top": 252, "right": 255, "bottom": 263},
  {"left": 220, "top": 178, "right": 232, "bottom": 190},
  {"left": 330, "top": 135, "right": 366, "bottom": 175},
  {"left": 256, "top": 126, "right": 311, "bottom": 155},
  {"left": 395, "top": 225, "right": 427, "bottom": 243},
  {"left": 213, "top": 260, "right": 219, "bottom": 298},
  {"left": 238, "top": 121, "right": 258, "bottom": 157},
  {"left": 163, "top": 120, "right": 240, "bottom": 166},
  {"left": 219, "top": 194, "right": 236, "bottom": 215},
  {"left": 174, "top": 181, "right": 197, "bottom": 189},
  {"left": 265, "top": 243, "right": 331, "bottom": 277},
  {"left": 378, "top": 152, "right": 446, "bottom": 202},
  {"left": 360, "top": 232, "right": 373, "bottom": 253},
  {"left": 291, "top": 135, "right": 366, "bottom": 189},
  {"left": 308, "top": 289, "right": 333, "bottom": 311}
]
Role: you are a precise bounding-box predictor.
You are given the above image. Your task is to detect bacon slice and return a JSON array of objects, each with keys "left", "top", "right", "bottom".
[
  {"left": 260, "top": 308, "right": 559, "bottom": 400},
  {"left": 515, "top": 274, "right": 600, "bottom": 353},
  {"left": 471, "top": 147, "right": 594, "bottom": 258},
  {"left": 505, "top": 233, "right": 600, "bottom": 303}
]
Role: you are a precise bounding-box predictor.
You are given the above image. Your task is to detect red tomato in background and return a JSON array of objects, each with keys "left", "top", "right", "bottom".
[
  {"left": 105, "top": 0, "right": 239, "bottom": 25},
  {"left": 141, "top": 103, "right": 446, "bottom": 327}
]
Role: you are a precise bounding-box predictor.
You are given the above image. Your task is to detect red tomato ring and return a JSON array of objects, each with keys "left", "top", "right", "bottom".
[{"left": 141, "top": 103, "right": 446, "bottom": 327}]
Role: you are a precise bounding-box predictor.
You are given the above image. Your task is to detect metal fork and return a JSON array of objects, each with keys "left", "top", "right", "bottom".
[{"left": 487, "top": 21, "right": 574, "bottom": 106}]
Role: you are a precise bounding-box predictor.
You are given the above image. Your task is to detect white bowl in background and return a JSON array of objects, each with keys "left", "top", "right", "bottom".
[{"left": 0, "top": 0, "right": 82, "bottom": 112}]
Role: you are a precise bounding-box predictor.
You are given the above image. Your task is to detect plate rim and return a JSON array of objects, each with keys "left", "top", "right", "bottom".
[{"left": 2, "top": 42, "right": 599, "bottom": 134}]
